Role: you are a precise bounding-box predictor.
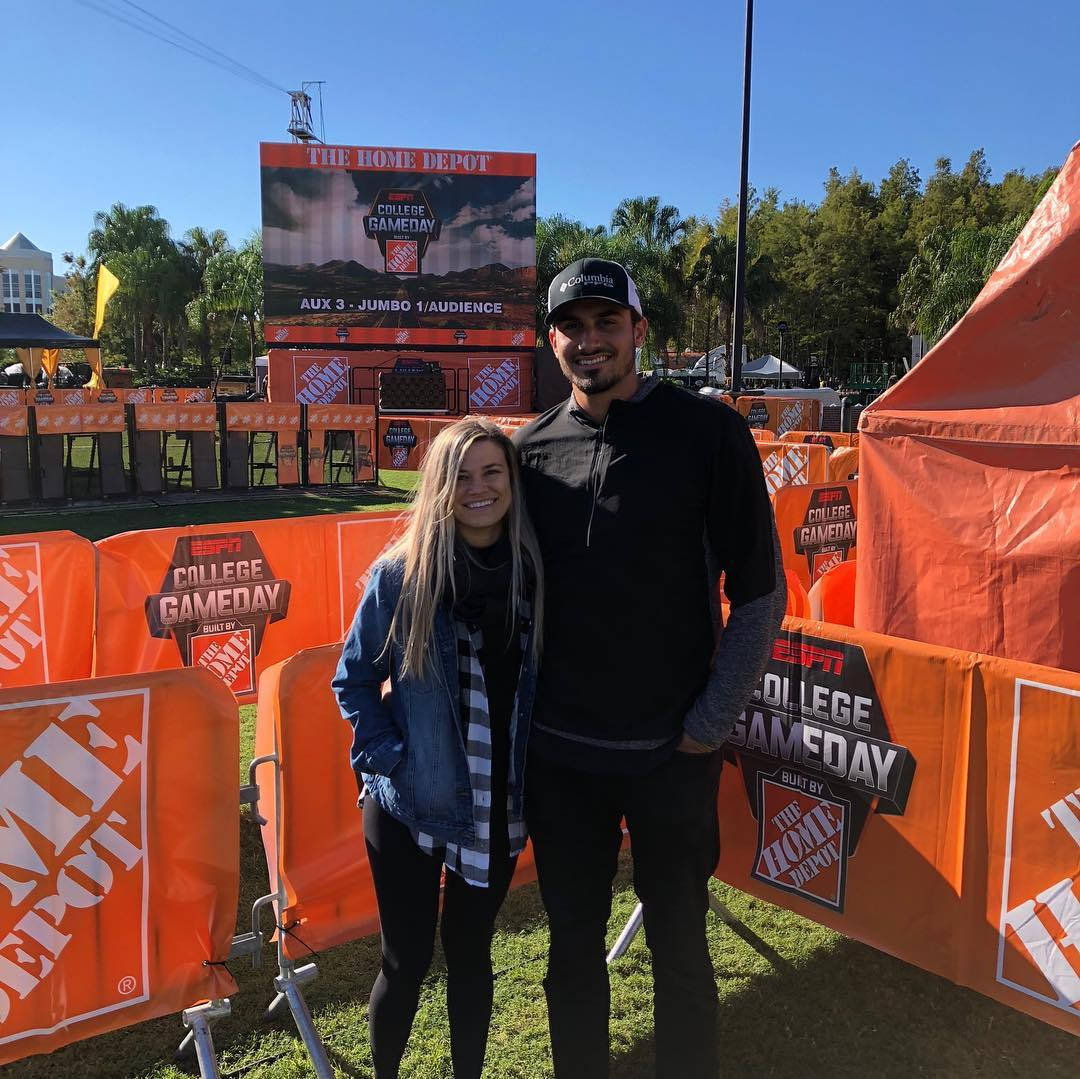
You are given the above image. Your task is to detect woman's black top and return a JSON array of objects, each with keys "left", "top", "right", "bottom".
[{"left": 452, "top": 533, "right": 523, "bottom": 860}]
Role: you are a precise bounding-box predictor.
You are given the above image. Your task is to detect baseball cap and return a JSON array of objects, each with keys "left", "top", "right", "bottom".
[{"left": 546, "top": 258, "right": 643, "bottom": 325}]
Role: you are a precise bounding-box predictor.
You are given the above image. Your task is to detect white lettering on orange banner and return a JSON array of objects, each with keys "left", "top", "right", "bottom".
[{"left": 0, "top": 546, "right": 48, "bottom": 687}]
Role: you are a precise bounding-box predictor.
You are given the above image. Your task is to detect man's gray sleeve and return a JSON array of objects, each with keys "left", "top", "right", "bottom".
[{"left": 682, "top": 519, "right": 787, "bottom": 748}]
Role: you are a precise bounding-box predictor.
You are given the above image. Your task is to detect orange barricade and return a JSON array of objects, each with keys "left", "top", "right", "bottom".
[
  {"left": 224, "top": 403, "right": 301, "bottom": 486},
  {"left": 784, "top": 569, "right": 811, "bottom": 617},
  {"left": 779, "top": 430, "right": 859, "bottom": 449},
  {"left": 153, "top": 386, "right": 212, "bottom": 404},
  {"left": 0, "top": 407, "right": 28, "bottom": 437},
  {"left": 32, "top": 404, "right": 126, "bottom": 435},
  {"left": 828, "top": 445, "right": 860, "bottom": 481},
  {"left": 305, "top": 404, "right": 376, "bottom": 485},
  {"left": 257, "top": 642, "right": 537, "bottom": 959},
  {"left": 716, "top": 619, "right": 1080, "bottom": 1037},
  {"left": 377, "top": 415, "right": 457, "bottom": 471},
  {"left": 132, "top": 402, "right": 217, "bottom": 432},
  {"left": 756, "top": 441, "right": 828, "bottom": 495},
  {"left": 749, "top": 427, "right": 773, "bottom": 443},
  {"left": 95, "top": 512, "right": 403, "bottom": 701},
  {"left": 0, "top": 668, "right": 239, "bottom": 1067},
  {"left": 808, "top": 558, "right": 857, "bottom": 625},
  {"left": 737, "top": 396, "right": 821, "bottom": 436},
  {"left": 0, "top": 387, "right": 24, "bottom": 409},
  {"left": 773, "top": 481, "right": 858, "bottom": 592},
  {"left": 0, "top": 531, "right": 96, "bottom": 688}
]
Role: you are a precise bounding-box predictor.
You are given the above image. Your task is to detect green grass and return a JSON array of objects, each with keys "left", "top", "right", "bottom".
[
  {"left": 1, "top": 471, "right": 419, "bottom": 541},
  {"left": 8, "top": 475, "right": 1080, "bottom": 1076}
]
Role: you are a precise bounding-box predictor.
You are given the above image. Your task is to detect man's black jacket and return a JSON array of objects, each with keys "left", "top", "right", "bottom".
[{"left": 513, "top": 378, "right": 781, "bottom": 773}]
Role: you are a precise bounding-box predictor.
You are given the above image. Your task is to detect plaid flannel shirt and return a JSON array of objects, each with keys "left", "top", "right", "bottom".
[{"left": 413, "top": 605, "right": 529, "bottom": 887}]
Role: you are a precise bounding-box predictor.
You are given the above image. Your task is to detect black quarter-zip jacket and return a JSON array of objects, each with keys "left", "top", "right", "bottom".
[{"left": 513, "top": 378, "right": 780, "bottom": 773}]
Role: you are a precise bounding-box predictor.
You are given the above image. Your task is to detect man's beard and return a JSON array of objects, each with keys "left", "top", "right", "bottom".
[{"left": 560, "top": 351, "right": 634, "bottom": 395}]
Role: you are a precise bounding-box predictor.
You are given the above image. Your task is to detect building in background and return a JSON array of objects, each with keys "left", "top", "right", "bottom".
[{"left": 0, "top": 233, "right": 60, "bottom": 314}]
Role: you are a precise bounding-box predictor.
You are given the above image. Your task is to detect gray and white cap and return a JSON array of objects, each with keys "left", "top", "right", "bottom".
[{"left": 545, "top": 258, "right": 643, "bottom": 325}]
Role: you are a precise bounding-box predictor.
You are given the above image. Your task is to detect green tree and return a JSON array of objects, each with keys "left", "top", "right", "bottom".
[
  {"left": 202, "top": 233, "right": 264, "bottom": 374},
  {"left": 181, "top": 227, "right": 230, "bottom": 371}
]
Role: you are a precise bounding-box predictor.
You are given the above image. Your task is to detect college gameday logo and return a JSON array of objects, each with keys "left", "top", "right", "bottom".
[
  {"left": 728, "top": 630, "right": 916, "bottom": 911},
  {"left": 746, "top": 401, "right": 770, "bottom": 429},
  {"left": 383, "top": 420, "right": 418, "bottom": 468},
  {"left": 144, "top": 533, "right": 291, "bottom": 695},
  {"left": 0, "top": 687, "right": 148, "bottom": 1041},
  {"left": 794, "top": 485, "right": 857, "bottom": 584},
  {"left": 0, "top": 543, "right": 48, "bottom": 688},
  {"left": 363, "top": 188, "right": 442, "bottom": 276}
]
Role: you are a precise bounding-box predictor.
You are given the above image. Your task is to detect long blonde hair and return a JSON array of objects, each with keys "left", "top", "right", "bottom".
[{"left": 382, "top": 417, "right": 544, "bottom": 680}]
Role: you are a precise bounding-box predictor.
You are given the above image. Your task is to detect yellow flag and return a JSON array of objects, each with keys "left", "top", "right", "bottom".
[
  {"left": 41, "top": 348, "right": 61, "bottom": 383},
  {"left": 94, "top": 264, "right": 120, "bottom": 338},
  {"left": 86, "top": 347, "right": 105, "bottom": 390}
]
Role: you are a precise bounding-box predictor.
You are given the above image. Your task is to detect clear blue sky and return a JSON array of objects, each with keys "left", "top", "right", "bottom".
[{"left": 4, "top": 0, "right": 1078, "bottom": 260}]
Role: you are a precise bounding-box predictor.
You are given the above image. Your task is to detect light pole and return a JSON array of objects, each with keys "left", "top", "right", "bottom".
[
  {"left": 730, "top": 0, "right": 754, "bottom": 395},
  {"left": 776, "top": 320, "right": 788, "bottom": 388}
]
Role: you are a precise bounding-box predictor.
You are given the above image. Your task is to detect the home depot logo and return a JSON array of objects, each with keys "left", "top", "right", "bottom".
[
  {"left": 761, "top": 447, "right": 809, "bottom": 495},
  {"left": 775, "top": 401, "right": 805, "bottom": 439},
  {"left": 0, "top": 543, "right": 48, "bottom": 688},
  {"left": 0, "top": 688, "right": 149, "bottom": 1043},
  {"left": 470, "top": 358, "right": 520, "bottom": 409}
]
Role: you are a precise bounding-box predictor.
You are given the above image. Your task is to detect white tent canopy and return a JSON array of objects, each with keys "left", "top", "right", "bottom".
[{"left": 742, "top": 354, "right": 800, "bottom": 381}]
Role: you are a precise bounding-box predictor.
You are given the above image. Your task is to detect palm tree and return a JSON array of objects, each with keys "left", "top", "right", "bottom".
[
  {"left": 88, "top": 203, "right": 182, "bottom": 373},
  {"left": 181, "top": 227, "right": 231, "bottom": 370}
]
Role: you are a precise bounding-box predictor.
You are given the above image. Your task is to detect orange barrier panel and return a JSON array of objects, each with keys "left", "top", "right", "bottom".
[
  {"left": 153, "top": 386, "right": 212, "bottom": 404},
  {"left": 0, "top": 531, "right": 96, "bottom": 688},
  {"left": 828, "top": 445, "right": 860, "bottom": 481},
  {"left": 224, "top": 403, "right": 302, "bottom": 486},
  {"left": 749, "top": 427, "right": 773, "bottom": 443},
  {"left": 773, "top": 481, "right": 858, "bottom": 592},
  {"left": 377, "top": 415, "right": 461, "bottom": 471},
  {"left": 780, "top": 430, "right": 859, "bottom": 449},
  {"left": 737, "top": 396, "right": 821, "bottom": 436},
  {"left": 305, "top": 405, "right": 376, "bottom": 485},
  {"left": 95, "top": 512, "right": 403, "bottom": 701},
  {"left": 784, "top": 569, "right": 811, "bottom": 617},
  {"left": 256, "top": 642, "right": 537, "bottom": 960},
  {"left": 0, "top": 388, "right": 24, "bottom": 409},
  {"left": 0, "top": 407, "right": 28, "bottom": 437},
  {"left": 756, "top": 441, "right": 828, "bottom": 495},
  {"left": 808, "top": 558, "right": 857, "bottom": 625},
  {"left": 717, "top": 619, "right": 1080, "bottom": 1036},
  {"left": 132, "top": 403, "right": 217, "bottom": 432},
  {"left": 33, "top": 404, "right": 126, "bottom": 435},
  {"left": 0, "top": 668, "right": 239, "bottom": 1066}
]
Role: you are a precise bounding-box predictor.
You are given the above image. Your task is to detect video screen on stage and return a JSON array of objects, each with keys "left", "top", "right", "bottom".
[{"left": 260, "top": 143, "right": 536, "bottom": 348}]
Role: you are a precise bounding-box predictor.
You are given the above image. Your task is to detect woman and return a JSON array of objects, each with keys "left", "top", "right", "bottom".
[{"left": 333, "top": 417, "right": 543, "bottom": 1079}]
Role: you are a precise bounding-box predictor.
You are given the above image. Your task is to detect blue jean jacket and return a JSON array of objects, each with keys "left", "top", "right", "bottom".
[{"left": 332, "top": 557, "right": 537, "bottom": 846}]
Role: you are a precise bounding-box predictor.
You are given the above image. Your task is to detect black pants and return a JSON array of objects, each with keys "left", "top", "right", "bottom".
[
  {"left": 525, "top": 750, "right": 722, "bottom": 1079},
  {"left": 363, "top": 796, "right": 518, "bottom": 1079}
]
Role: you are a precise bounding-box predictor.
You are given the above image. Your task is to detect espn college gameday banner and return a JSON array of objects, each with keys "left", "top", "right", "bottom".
[
  {"left": 260, "top": 143, "right": 536, "bottom": 348},
  {"left": 95, "top": 513, "right": 404, "bottom": 702},
  {"left": 773, "top": 482, "right": 858, "bottom": 592},
  {"left": 0, "top": 532, "right": 96, "bottom": 689},
  {"left": 716, "top": 618, "right": 1080, "bottom": 1037},
  {"left": 0, "top": 669, "right": 238, "bottom": 1066}
]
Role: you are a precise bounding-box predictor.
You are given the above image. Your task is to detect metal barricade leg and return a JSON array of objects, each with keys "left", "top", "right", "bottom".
[
  {"left": 606, "top": 902, "right": 644, "bottom": 964},
  {"left": 248, "top": 751, "right": 334, "bottom": 1079},
  {"left": 176, "top": 998, "right": 230, "bottom": 1079}
]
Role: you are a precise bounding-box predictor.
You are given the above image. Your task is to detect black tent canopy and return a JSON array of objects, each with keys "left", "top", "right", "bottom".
[{"left": 0, "top": 312, "right": 98, "bottom": 349}]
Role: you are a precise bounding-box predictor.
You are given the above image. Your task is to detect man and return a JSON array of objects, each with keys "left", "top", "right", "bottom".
[{"left": 513, "top": 258, "right": 786, "bottom": 1078}]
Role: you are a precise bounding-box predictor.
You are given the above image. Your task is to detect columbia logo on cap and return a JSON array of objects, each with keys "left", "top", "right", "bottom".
[{"left": 560, "top": 273, "right": 615, "bottom": 293}]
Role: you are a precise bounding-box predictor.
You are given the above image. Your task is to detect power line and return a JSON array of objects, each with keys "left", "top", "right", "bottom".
[{"left": 72, "top": 0, "right": 288, "bottom": 96}]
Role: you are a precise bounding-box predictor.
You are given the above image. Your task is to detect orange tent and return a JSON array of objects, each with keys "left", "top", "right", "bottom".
[{"left": 855, "top": 142, "right": 1080, "bottom": 671}]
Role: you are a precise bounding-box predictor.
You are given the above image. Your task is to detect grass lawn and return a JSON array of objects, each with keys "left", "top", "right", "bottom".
[
  {"left": 1, "top": 471, "right": 419, "bottom": 541},
  {"left": 7, "top": 476, "right": 1079, "bottom": 1076}
]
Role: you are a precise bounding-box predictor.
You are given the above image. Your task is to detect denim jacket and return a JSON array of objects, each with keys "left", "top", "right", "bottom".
[{"left": 332, "top": 557, "right": 537, "bottom": 846}]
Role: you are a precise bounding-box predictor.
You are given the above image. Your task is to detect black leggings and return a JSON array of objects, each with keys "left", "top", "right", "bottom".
[{"left": 363, "top": 796, "right": 517, "bottom": 1079}]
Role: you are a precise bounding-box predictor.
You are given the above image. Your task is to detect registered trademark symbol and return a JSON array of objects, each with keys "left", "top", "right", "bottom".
[{"left": 117, "top": 976, "right": 137, "bottom": 995}]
